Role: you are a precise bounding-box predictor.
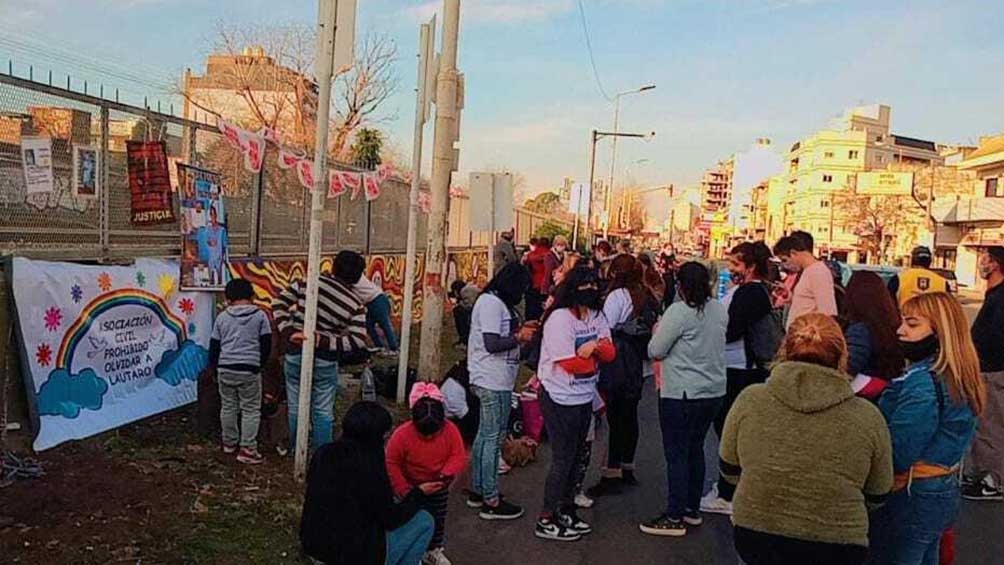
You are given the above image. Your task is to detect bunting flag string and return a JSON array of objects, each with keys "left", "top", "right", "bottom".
[{"left": 215, "top": 118, "right": 400, "bottom": 201}]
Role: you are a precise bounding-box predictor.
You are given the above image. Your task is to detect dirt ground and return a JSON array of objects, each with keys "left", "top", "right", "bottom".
[{"left": 2, "top": 320, "right": 467, "bottom": 564}]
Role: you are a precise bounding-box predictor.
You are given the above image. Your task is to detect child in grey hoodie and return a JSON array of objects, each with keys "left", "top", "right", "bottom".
[{"left": 210, "top": 278, "right": 272, "bottom": 464}]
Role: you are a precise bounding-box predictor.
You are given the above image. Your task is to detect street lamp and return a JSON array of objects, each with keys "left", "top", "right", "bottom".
[
  {"left": 604, "top": 84, "right": 656, "bottom": 239},
  {"left": 582, "top": 129, "right": 656, "bottom": 247}
]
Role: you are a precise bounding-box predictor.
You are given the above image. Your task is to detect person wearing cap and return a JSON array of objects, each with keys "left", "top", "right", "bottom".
[
  {"left": 964, "top": 246, "right": 1004, "bottom": 501},
  {"left": 386, "top": 383, "right": 468, "bottom": 565},
  {"left": 889, "top": 246, "right": 948, "bottom": 307}
]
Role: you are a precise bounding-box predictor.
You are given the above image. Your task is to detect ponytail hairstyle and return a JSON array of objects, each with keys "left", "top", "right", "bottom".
[
  {"left": 901, "top": 293, "right": 986, "bottom": 415},
  {"left": 676, "top": 261, "right": 712, "bottom": 312},
  {"left": 730, "top": 241, "right": 770, "bottom": 280},
  {"left": 777, "top": 313, "right": 848, "bottom": 373}
]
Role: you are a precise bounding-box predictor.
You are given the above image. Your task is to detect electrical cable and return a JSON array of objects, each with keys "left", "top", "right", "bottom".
[{"left": 575, "top": 0, "right": 614, "bottom": 103}]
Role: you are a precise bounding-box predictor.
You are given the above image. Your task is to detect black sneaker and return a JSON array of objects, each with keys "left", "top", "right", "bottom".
[
  {"left": 683, "top": 512, "right": 703, "bottom": 527},
  {"left": 479, "top": 498, "right": 525, "bottom": 520},
  {"left": 466, "top": 492, "right": 484, "bottom": 508},
  {"left": 535, "top": 517, "right": 582, "bottom": 542},
  {"left": 585, "top": 477, "right": 623, "bottom": 498},
  {"left": 962, "top": 478, "right": 1004, "bottom": 501},
  {"left": 558, "top": 511, "right": 592, "bottom": 535},
  {"left": 639, "top": 514, "right": 687, "bottom": 537}
]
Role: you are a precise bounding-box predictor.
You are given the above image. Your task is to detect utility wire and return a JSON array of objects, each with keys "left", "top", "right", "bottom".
[{"left": 576, "top": 0, "right": 614, "bottom": 103}]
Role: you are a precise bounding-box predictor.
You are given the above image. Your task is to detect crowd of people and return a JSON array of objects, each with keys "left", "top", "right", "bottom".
[{"left": 205, "top": 226, "right": 1004, "bottom": 564}]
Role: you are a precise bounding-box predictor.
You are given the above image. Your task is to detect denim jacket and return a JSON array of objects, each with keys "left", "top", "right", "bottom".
[{"left": 878, "top": 357, "right": 977, "bottom": 475}]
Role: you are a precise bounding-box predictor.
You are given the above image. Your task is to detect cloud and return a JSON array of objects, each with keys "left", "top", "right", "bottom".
[
  {"left": 406, "top": 0, "right": 574, "bottom": 25},
  {"left": 155, "top": 340, "right": 208, "bottom": 386},
  {"left": 37, "top": 368, "right": 108, "bottom": 419}
]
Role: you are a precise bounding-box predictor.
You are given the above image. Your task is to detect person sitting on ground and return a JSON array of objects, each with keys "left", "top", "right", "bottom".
[
  {"left": 353, "top": 272, "right": 400, "bottom": 357},
  {"left": 888, "top": 245, "right": 949, "bottom": 307},
  {"left": 720, "top": 313, "right": 894, "bottom": 565},
  {"left": 449, "top": 279, "right": 479, "bottom": 347},
  {"left": 386, "top": 383, "right": 469, "bottom": 565},
  {"left": 440, "top": 360, "right": 476, "bottom": 445},
  {"left": 300, "top": 401, "right": 436, "bottom": 565},
  {"left": 209, "top": 278, "right": 272, "bottom": 465}
]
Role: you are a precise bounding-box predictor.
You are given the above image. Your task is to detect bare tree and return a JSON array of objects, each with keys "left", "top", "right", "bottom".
[
  {"left": 834, "top": 188, "right": 924, "bottom": 264},
  {"left": 180, "top": 23, "right": 399, "bottom": 156}
]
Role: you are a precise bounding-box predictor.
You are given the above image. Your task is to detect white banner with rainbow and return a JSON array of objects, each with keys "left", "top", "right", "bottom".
[{"left": 10, "top": 257, "right": 213, "bottom": 451}]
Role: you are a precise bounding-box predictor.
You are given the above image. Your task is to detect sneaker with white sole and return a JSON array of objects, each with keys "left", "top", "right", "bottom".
[
  {"left": 498, "top": 459, "right": 512, "bottom": 475},
  {"left": 700, "top": 492, "right": 733, "bottom": 516},
  {"left": 236, "top": 447, "right": 264, "bottom": 465},
  {"left": 683, "top": 513, "right": 703, "bottom": 527},
  {"left": 558, "top": 511, "right": 592, "bottom": 535},
  {"left": 574, "top": 492, "right": 595, "bottom": 509},
  {"left": 222, "top": 444, "right": 238, "bottom": 454},
  {"left": 962, "top": 475, "right": 1004, "bottom": 501},
  {"left": 479, "top": 497, "right": 524, "bottom": 521},
  {"left": 422, "top": 547, "right": 451, "bottom": 565},
  {"left": 466, "top": 492, "right": 484, "bottom": 508},
  {"left": 639, "top": 514, "right": 687, "bottom": 537},
  {"left": 535, "top": 517, "right": 582, "bottom": 542}
]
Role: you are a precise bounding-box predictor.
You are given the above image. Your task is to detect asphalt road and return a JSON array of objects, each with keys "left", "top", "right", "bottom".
[{"left": 444, "top": 377, "right": 1003, "bottom": 564}]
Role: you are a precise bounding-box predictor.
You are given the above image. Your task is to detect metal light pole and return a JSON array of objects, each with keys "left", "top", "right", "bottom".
[
  {"left": 418, "top": 0, "right": 461, "bottom": 381},
  {"left": 294, "top": 0, "right": 340, "bottom": 481},
  {"left": 397, "top": 17, "right": 435, "bottom": 404},
  {"left": 587, "top": 129, "right": 654, "bottom": 245},
  {"left": 603, "top": 84, "right": 655, "bottom": 239}
]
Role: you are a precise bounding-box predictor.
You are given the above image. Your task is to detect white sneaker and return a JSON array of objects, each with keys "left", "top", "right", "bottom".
[
  {"left": 423, "top": 547, "right": 451, "bottom": 565},
  {"left": 574, "top": 492, "right": 595, "bottom": 509},
  {"left": 498, "top": 459, "right": 511, "bottom": 475},
  {"left": 700, "top": 493, "right": 733, "bottom": 516}
]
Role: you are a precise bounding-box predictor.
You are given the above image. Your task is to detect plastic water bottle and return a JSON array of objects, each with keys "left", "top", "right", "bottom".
[{"left": 361, "top": 366, "right": 377, "bottom": 401}]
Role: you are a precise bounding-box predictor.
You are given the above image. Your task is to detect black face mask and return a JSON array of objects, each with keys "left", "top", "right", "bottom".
[
  {"left": 574, "top": 288, "right": 603, "bottom": 311},
  {"left": 900, "top": 334, "right": 940, "bottom": 363}
]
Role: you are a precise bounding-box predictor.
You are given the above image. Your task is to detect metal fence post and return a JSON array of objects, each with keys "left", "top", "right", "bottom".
[
  {"left": 99, "top": 105, "right": 110, "bottom": 259},
  {"left": 249, "top": 147, "right": 266, "bottom": 256}
]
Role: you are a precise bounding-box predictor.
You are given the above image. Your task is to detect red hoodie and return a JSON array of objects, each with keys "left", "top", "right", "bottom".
[
  {"left": 526, "top": 246, "right": 552, "bottom": 293},
  {"left": 386, "top": 420, "right": 468, "bottom": 498}
]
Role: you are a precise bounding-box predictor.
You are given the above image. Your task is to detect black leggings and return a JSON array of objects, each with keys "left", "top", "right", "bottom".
[
  {"left": 734, "top": 526, "right": 868, "bottom": 565},
  {"left": 714, "top": 367, "right": 769, "bottom": 500},
  {"left": 606, "top": 394, "right": 640, "bottom": 469}
]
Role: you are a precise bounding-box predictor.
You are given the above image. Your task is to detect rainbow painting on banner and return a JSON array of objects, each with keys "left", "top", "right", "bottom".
[{"left": 11, "top": 258, "right": 213, "bottom": 451}]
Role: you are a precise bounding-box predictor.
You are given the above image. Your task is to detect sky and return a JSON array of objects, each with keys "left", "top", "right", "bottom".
[{"left": 2, "top": 0, "right": 1004, "bottom": 211}]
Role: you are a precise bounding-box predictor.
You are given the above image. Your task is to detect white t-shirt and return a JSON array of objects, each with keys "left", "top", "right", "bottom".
[
  {"left": 441, "top": 377, "right": 469, "bottom": 419},
  {"left": 467, "top": 293, "right": 520, "bottom": 391},
  {"left": 353, "top": 274, "right": 383, "bottom": 305},
  {"left": 603, "top": 288, "right": 633, "bottom": 327},
  {"left": 538, "top": 308, "right": 611, "bottom": 406}
]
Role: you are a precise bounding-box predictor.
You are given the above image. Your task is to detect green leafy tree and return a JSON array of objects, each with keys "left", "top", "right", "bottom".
[{"left": 351, "top": 128, "right": 383, "bottom": 170}]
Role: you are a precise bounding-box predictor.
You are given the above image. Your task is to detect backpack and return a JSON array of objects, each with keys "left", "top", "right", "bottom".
[{"left": 748, "top": 283, "right": 785, "bottom": 369}]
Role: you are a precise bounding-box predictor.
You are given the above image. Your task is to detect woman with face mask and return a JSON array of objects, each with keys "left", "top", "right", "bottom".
[
  {"left": 534, "top": 265, "right": 616, "bottom": 542},
  {"left": 868, "top": 292, "right": 987, "bottom": 565}
]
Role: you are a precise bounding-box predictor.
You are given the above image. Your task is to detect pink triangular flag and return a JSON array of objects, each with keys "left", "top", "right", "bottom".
[
  {"left": 364, "top": 173, "right": 381, "bottom": 201},
  {"left": 329, "top": 169, "right": 348, "bottom": 198},
  {"left": 277, "top": 148, "right": 303, "bottom": 170},
  {"left": 297, "top": 159, "right": 315, "bottom": 190}
]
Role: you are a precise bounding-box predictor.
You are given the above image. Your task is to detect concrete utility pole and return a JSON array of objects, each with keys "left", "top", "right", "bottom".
[
  {"left": 294, "top": 0, "right": 341, "bottom": 481},
  {"left": 397, "top": 17, "right": 436, "bottom": 403},
  {"left": 419, "top": 0, "right": 461, "bottom": 381}
]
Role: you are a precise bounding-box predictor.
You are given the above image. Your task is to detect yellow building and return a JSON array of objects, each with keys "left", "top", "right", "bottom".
[{"left": 779, "top": 104, "right": 943, "bottom": 262}]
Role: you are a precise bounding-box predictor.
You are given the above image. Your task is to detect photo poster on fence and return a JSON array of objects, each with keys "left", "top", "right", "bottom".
[
  {"left": 73, "top": 144, "right": 99, "bottom": 199},
  {"left": 177, "top": 163, "right": 229, "bottom": 291},
  {"left": 21, "top": 136, "right": 54, "bottom": 195},
  {"left": 127, "top": 140, "right": 176, "bottom": 225},
  {"left": 9, "top": 257, "right": 212, "bottom": 451}
]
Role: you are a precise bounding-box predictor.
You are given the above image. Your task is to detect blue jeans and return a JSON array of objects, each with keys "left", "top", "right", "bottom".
[
  {"left": 868, "top": 475, "right": 960, "bottom": 565},
  {"left": 470, "top": 385, "right": 511, "bottom": 503},
  {"left": 659, "top": 396, "right": 723, "bottom": 519},
  {"left": 284, "top": 354, "right": 340, "bottom": 451},
  {"left": 386, "top": 510, "right": 434, "bottom": 565},
  {"left": 367, "top": 294, "right": 399, "bottom": 351}
]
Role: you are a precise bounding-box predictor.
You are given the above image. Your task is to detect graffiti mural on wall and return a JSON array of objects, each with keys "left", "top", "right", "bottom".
[{"left": 227, "top": 250, "right": 484, "bottom": 323}]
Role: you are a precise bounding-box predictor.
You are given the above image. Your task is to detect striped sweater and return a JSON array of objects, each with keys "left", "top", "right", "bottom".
[{"left": 272, "top": 275, "right": 368, "bottom": 360}]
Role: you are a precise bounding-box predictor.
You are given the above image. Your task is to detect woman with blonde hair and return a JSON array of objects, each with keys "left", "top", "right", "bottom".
[
  {"left": 869, "top": 292, "right": 986, "bottom": 565},
  {"left": 718, "top": 313, "right": 893, "bottom": 564}
]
